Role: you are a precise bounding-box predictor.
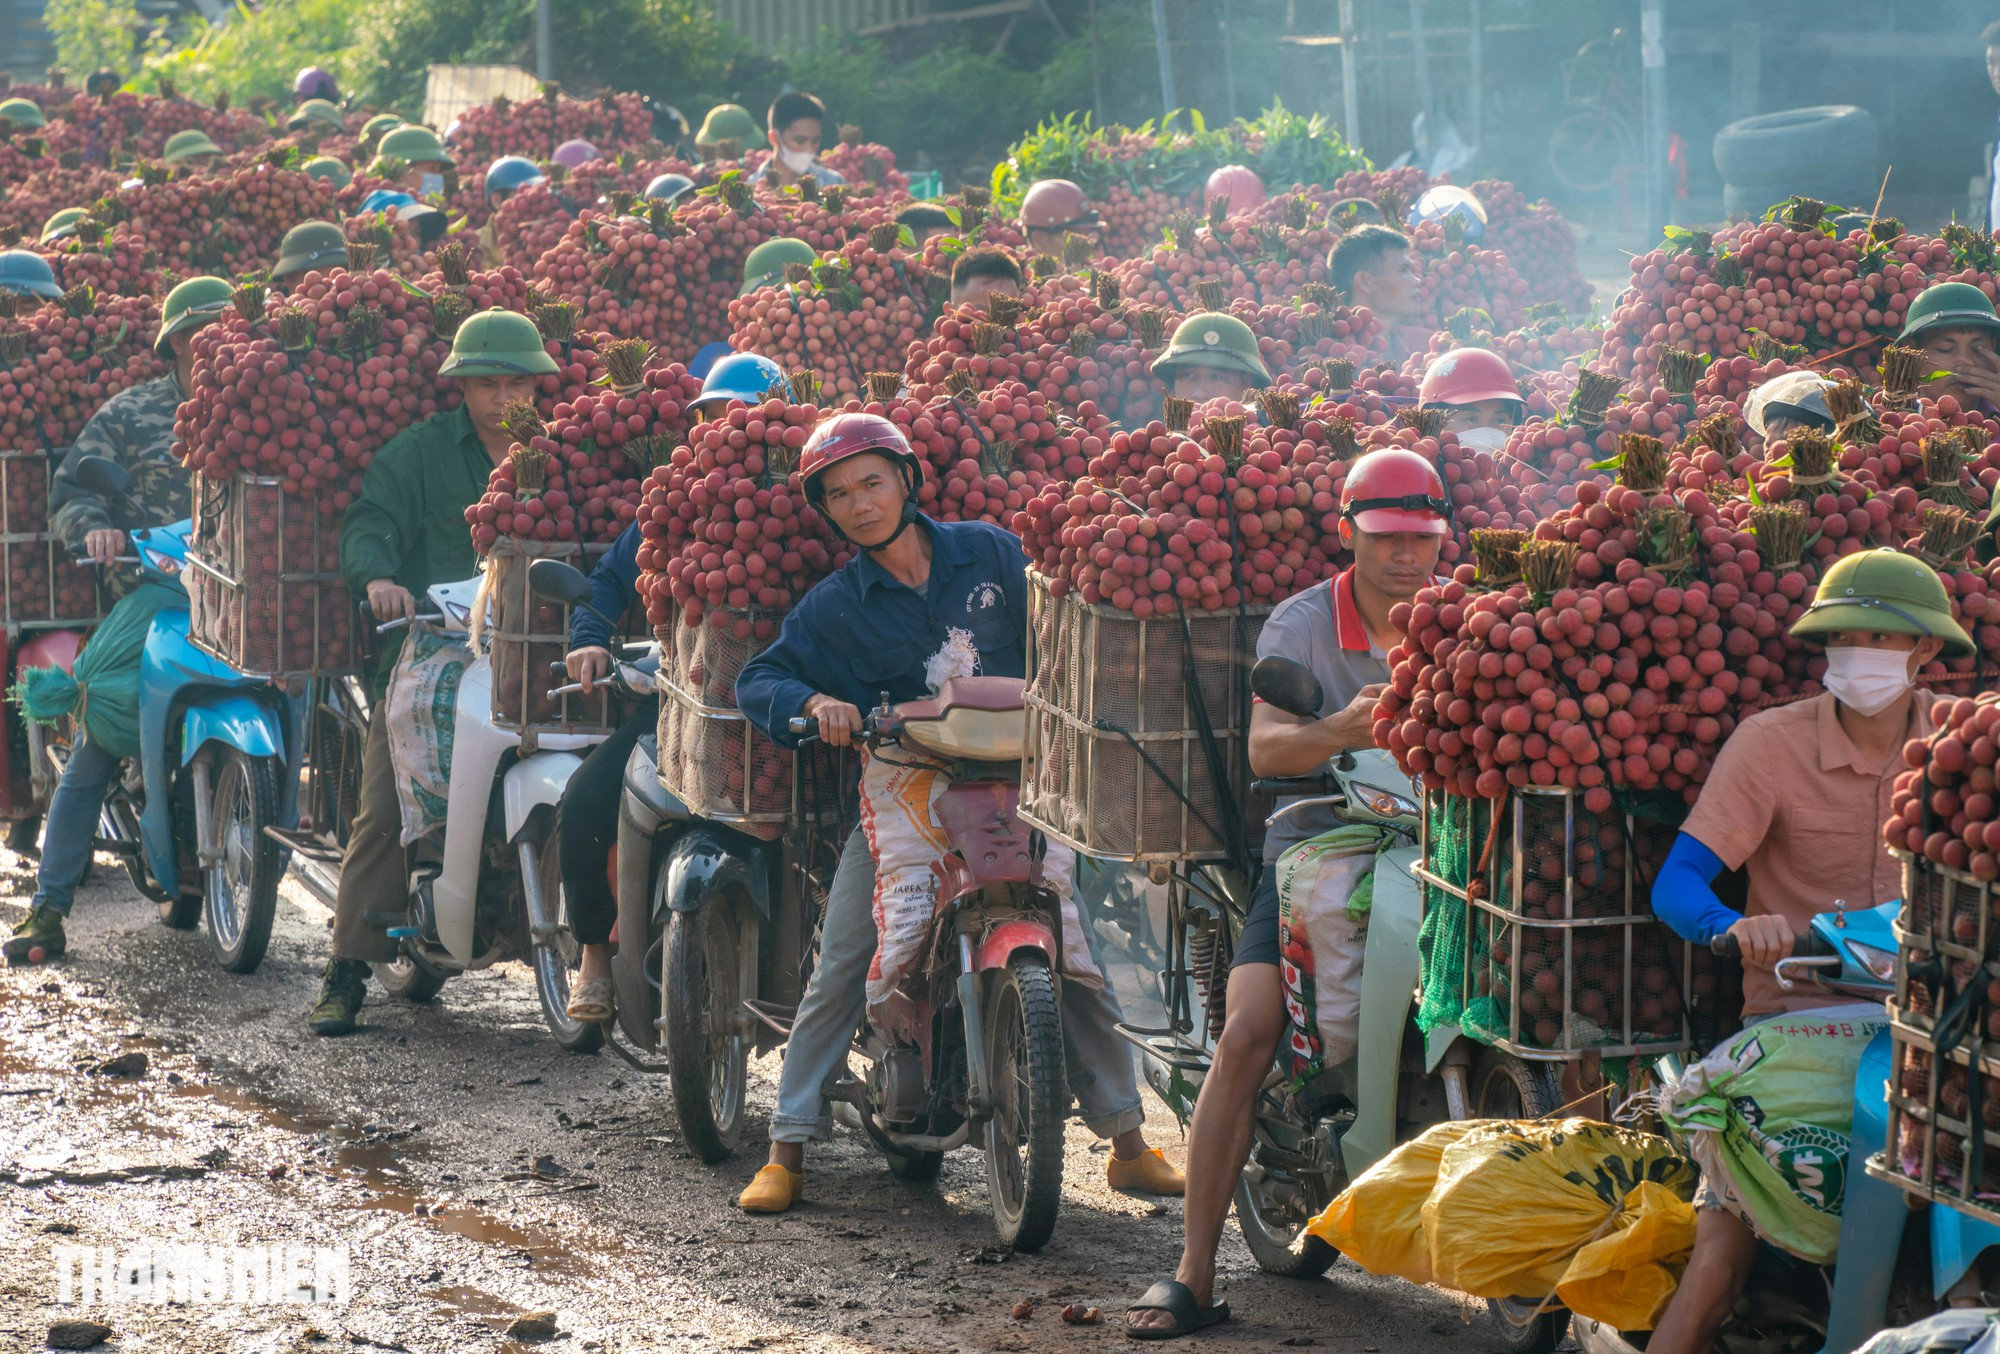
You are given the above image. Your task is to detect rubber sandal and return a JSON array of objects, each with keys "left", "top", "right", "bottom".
[
  {"left": 565, "top": 977, "right": 614, "bottom": 1023},
  {"left": 1126, "top": 1280, "right": 1229, "bottom": 1340}
]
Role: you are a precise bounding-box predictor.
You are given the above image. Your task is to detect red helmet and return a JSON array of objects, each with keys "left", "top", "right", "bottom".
[
  {"left": 1019, "top": 179, "right": 1101, "bottom": 233},
  {"left": 1205, "top": 164, "right": 1265, "bottom": 216},
  {"left": 1339, "top": 447, "right": 1449, "bottom": 542},
  {"left": 799, "top": 412, "right": 925, "bottom": 509},
  {"left": 1418, "top": 347, "right": 1522, "bottom": 409}
]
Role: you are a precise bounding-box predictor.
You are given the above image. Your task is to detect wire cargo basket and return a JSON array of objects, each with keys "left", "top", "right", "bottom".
[
  {"left": 655, "top": 610, "right": 845, "bottom": 824},
  {"left": 1413, "top": 786, "right": 1700, "bottom": 1060},
  {"left": 1018, "top": 570, "right": 1267, "bottom": 862},
  {"left": 1874, "top": 849, "right": 2000, "bottom": 1224},
  {"left": 480, "top": 538, "right": 618, "bottom": 737},
  {"left": 184, "top": 474, "right": 359, "bottom": 677},
  {"left": 0, "top": 533, "right": 103, "bottom": 627},
  {"left": 0, "top": 450, "right": 54, "bottom": 535}
]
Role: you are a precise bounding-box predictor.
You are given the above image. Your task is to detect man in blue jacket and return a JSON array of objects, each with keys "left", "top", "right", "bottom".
[{"left": 731, "top": 412, "right": 1183, "bottom": 1213}]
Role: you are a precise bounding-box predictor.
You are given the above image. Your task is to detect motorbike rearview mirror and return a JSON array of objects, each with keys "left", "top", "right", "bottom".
[
  {"left": 71, "top": 455, "right": 134, "bottom": 499},
  {"left": 1251, "top": 655, "right": 1323, "bottom": 720},
  {"left": 527, "top": 558, "right": 592, "bottom": 607}
]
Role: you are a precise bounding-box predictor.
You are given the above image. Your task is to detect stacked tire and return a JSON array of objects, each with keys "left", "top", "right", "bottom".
[{"left": 1713, "top": 105, "right": 1880, "bottom": 219}]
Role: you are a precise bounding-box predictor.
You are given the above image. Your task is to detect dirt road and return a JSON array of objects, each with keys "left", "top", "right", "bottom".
[{"left": 0, "top": 852, "right": 1555, "bottom": 1352}]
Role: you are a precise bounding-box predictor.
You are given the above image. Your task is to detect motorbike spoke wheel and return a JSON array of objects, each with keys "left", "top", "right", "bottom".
[
  {"left": 371, "top": 943, "right": 447, "bottom": 1003},
  {"left": 1486, "top": 1296, "right": 1571, "bottom": 1354},
  {"left": 530, "top": 814, "right": 604, "bottom": 1054},
  {"left": 1234, "top": 1169, "right": 1340, "bottom": 1278},
  {"left": 982, "top": 952, "right": 1066, "bottom": 1253},
  {"left": 1546, "top": 109, "right": 1636, "bottom": 194},
  {"left": 203, "top": 751, "right": 282, "bottom": 974},
  {"left": 664, "top": 901, "right": 747, "bottom": 1163}
]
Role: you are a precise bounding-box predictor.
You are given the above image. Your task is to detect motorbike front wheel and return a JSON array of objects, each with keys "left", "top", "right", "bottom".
[
  {"left": 372, "top": 946, "right": 447, "bottom": 1003},
  {"left": 203, "top": 749, "right": 283, "bottom": 974},
  {"left": 983, "top": 950, "right": 1066, "bottom": 1253},
  {"left": 664, "top": 901, "right": 748, "bottom": 1163},
  {"left": 1235, "top": 1173, "right": 1340, "bottom": 1279},
  {"left": 528, "top": 814, "right": 605, "bottom": 1054},
  {"left": 1470, "top": 1048, "right": 1570, "bottom": 1354}
]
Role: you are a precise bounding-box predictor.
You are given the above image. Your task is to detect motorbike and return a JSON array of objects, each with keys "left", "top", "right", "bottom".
[
  {"left": 1571, "top": 901, "right": 2000, "bottom": 1354},
  {"left": 294, "top": 564, "right": 616, "bottom": 1048},
  {"left": 41, "top": 456, "right": 304, "bottom": 973},
  {"left": 527, "top": 558, "right": 831, "bottom": 1165},
  {"left": 791, "top": 673, "right": 1077, "bottom": 1252},
  {"left": 1119, "top": 653, "right": 1569, "bottom": 1353}
]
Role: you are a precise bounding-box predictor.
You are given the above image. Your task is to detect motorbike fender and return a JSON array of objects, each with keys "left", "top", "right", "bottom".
[
  {"left": 1817, "top": 1026, "right": 1915, "bottom": 1352},
  {"left": 1340, "top": 841, "right": 1423, "bottom": 1182},
  {"left": 435, "top": 655, "right": 517, "bottom": 965},
  {"left": 975, "top": 918, "right": 1056, "bottom": 971},
  {"left": 503, "top": 750, "right": 583, "bottom": 842},
  {"left": 15, "top": 626, "right": 82, "bottom": 676},
  {"left": 661, "top": 825, "right": 770, "bottom": 923},
  {"left": 179, "top": 695, "right": 283, "bottom": 765}
]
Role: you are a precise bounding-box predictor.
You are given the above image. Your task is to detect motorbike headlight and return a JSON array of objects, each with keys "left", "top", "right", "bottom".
[
  {"left": 1351, "top": 781, "right": 1417, "bottom": 819},
  {"left": 1844, "top": 939, "right": 1896, "bottom": 983},
  {"left": 142, "top": 546, "right": 180, "bottom": 575}
]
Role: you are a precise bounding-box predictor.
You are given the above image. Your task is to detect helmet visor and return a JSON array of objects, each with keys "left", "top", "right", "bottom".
[{"left": 1343, "top": 492, "right": 1451, "bottom": 537}]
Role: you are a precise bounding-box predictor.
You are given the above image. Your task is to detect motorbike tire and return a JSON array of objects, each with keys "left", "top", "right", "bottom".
[
  {"left": 529, "top": 813, "right": 605, "bottom": 1055},
  {"left": 203, "top": 750, "right": 283, "bottom": 974},
  {"left": 1471, "top": 1049, "right": 1570, "bottom": 1354},
  {"left": 664, "top": 900, "right": 748, "bottom": 1164},
  {"left": 1485, "top": 1297, "right": 1571, "bottom": 1354},
  {"left": 372, "top": 948, "right": 447, "bottom": 1003},
  {"left": 882, "top": 1142, "right": 945, "bottom": 1183},
  {"left": 982, "top": 951, "right": 1066, "bottom": 1253},
  {"left": 6, "top": 814, "right": 41, "bottom": 855},
  {"left": 156, "top": 884, "right": 201, "bottom": 928},
  {"left": 1235, "top": 1175, "right": 1340, "bottom": 1279}
]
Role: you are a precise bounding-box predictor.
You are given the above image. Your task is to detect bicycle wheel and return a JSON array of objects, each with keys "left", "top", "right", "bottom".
[{"left": 1547, "top": 108, "right": 1637, "bottom": 194}]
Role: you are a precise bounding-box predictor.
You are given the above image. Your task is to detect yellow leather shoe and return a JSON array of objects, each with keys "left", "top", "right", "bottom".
[
  {"left": 737, "top": 1163, "right": 804, "bottom": 1213},
  {"left": 1108, "top": 1147, "right": 1185, "bottom": 1196}
]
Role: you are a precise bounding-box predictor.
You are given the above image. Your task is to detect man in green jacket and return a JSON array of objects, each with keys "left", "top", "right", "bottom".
[{"left": 307, "top": 308, "right": 556, "bottom": 1035}]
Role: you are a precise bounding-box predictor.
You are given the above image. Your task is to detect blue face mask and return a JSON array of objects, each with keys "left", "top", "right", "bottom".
[{"left": 418, "top": 172, "right": 445, "bottom": 198}]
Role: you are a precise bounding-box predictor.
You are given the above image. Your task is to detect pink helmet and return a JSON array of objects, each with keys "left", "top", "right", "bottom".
[
  {"left": 1205, "top": 164, "right": 1265, "bottom": 216},
  {"left": 1339, "top": 448, "right": 1449, "bottom": 542},
  {"left": 1419, "top": 347, "right": 1522, "bottom": 409},
  {"left": 552, "top": 139, "right": 599, "bottom": 170},
  {"left": 799, "top": 413, "right": 924, "bottom": 506}
]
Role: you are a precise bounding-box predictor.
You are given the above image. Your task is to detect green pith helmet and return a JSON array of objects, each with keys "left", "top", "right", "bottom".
[
  {"left": 39, "top": 208, "right": 86, "bottom": 244},
  {"left": 438, "top": 308, "right": 559, "bottom": 379},
  {"left": 288, "top": 98, "right": 345, "bottom": 132},
  {"left": 374, "top": 124, "right": 451, "bottom": 167},
  {"left": 696, "top": 103, "right": 760, "bottom": 149},
  {"left": 1897, "top": 281, "right": 2000, "bottom": 346},
  {"left": 153, "top": 275, "right": 233, "bottom": 360},
  {"left": 0, "top": 98, "right": 46, "bottom": 129},
  {"left": 272, "top": 220, "right": 348, "bottom": 279},
  {"left": 1151, "top": 312, "right": 1273, "bottom": 386},
  {"left": 1790, "top": 548, "right": 1974, "bottom": 659},
  {"left": 301, "top": 156, "right": 352, "bottom": 188},
  {"left": 740, "top": 238, "right": 815, "bottom": 296},
  {"left": 360, "top": 113, "right": 404, "bottom": 142},
  {"left": 162, "top": 129, "right": 223, "bottom": 164}
]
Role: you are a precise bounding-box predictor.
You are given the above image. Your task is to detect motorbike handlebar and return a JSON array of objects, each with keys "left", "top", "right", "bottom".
[
  {"left": 1709, "top": 926, "right": 1841, "bottom": 959},
  {"left": 375, "top": 613, "right": 444, "bottom": 632},
  {"left": 1252, "top": 774, "right": 1339, "bottom": 795}
]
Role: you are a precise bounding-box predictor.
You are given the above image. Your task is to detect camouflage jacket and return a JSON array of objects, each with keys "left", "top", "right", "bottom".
[{"left": 50, "top": 372, "right": 191, "bottom": 548}]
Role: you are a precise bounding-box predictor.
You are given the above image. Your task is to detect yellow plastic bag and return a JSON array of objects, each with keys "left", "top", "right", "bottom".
[
  {"left": 1423, "top": 1118, "right": 1695, "bottom": 1304},
  {"left": 1306, "top": 1120, "right": 1488, "bottom": 1284},
  {"left": 1554, "top": 1180, "right": 1699, "bottom": 1330}
]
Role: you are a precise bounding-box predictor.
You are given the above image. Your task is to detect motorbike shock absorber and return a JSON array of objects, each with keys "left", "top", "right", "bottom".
[{"left": 1186, "top": 916, "right": 1231, "bottom": 1041}]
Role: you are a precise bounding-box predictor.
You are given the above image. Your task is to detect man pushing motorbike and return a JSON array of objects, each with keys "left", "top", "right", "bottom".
[
  {"left": 730, "top": 413, "right": 1185, "bottom": 1212},
  {"left": 1128, "top": 447, "right": 1448, "bottom": 1339},
  {"left": 1645, "top": 548, "right": 1970, "bottom": 1353},
  {"left": 306, "top": 309, "right": 558, "bottom": 1035}
]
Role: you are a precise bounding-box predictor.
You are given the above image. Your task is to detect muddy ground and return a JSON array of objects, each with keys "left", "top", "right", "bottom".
[{"left": 0, "top": 848, "right": 1567, "bottom": 1353}]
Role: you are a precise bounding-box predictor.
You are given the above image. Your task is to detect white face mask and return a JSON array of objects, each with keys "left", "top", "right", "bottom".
[
  {"left": 418, "top": 171, "right": 445, "bottom": 197},
  {"left": 777, "top": 146, "right": 816, "bottom": 175},
  {"left": 1456, "top": 425, "right": 1509, "bottom": 453},
  {"left": 1822, "top": 645, "right": 1914, "bottom": 716}
]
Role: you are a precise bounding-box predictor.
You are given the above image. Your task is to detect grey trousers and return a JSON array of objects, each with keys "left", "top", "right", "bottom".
[{"left": 770, "top": 827, "right": 1147, "bottom": 1144}]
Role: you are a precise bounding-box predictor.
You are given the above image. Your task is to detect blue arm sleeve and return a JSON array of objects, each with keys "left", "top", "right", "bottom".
[
  {"left": 734, "top": 601, "right": 824, "bottom": 748},
  {"left": 568, "top": 526, "right": 640, "bottom": 651},
  {"left": 1652, "top": 833, "right": 1738, "bottom": 944}
]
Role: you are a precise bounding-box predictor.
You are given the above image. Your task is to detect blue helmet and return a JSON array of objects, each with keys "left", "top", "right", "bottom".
[
  {"left": 643, "top": 172, "right": 694, "bottom": 205},
  {"left": 357, "top": 189, "right": 416, "bottom": 215},
  {"left": 1407, "top": 185, "right": 1487, "bottom": 242},
  {"left": 693, "top": 352, "right": 785, "bottom": 412},
  {"left": 0, "top": 250, "right": 62, "bottom": 301},
  {"left": 484, "top": 155, "right": 547, "bottom": 203}
]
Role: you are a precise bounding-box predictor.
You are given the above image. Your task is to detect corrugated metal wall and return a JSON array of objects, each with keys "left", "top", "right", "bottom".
[{"left": 707, "top": 0, "right": 926, "bottom": 51}]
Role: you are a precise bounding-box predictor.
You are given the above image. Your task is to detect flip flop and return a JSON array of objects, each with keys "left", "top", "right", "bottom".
[
  {"left": 565, "top": 977, "right": 614, "bottom": 1023},
  {"left": 1126, "top": 1280, "right": 1229, "bottom": 1341}
]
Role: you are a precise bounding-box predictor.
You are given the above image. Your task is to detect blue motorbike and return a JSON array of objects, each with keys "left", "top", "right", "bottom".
[
  {"left": 52, "top": 457, "right": 304, "bottom": 973},
  {"left": 1573, "top": 900, "right": 2000, "bottom": 1354}
]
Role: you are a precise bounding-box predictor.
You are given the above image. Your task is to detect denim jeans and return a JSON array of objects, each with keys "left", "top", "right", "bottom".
[
  {"left": 32, "top": 737, "right": 123, "bottom": 917},
  {"left": 770, "top": 827, "right": 1147, "bottom": 1144}
]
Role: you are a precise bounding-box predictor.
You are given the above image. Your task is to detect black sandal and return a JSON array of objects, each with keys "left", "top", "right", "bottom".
[{"left": 1126, "top": 1280, "right": 1229, "bottom": 1341}]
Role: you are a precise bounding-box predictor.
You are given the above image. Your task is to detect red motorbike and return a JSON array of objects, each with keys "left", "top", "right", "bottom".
[{"left": 790, "top": 675, "right": 1072, "bottom": 1251}]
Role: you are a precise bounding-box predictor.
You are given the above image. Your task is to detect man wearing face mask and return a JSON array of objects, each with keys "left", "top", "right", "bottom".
[
  {"left": 748, "top": 92, "right": 846, "bottom": 191},
  {"left": 1417, "top": 346, "right": 1523, "bottom": 455},
  {"left": 371, "top": 125, "right": 454, "bottom": 200},
  {"left": 1644, "top": 548, "right": 1971, "bottom": 1354}
]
